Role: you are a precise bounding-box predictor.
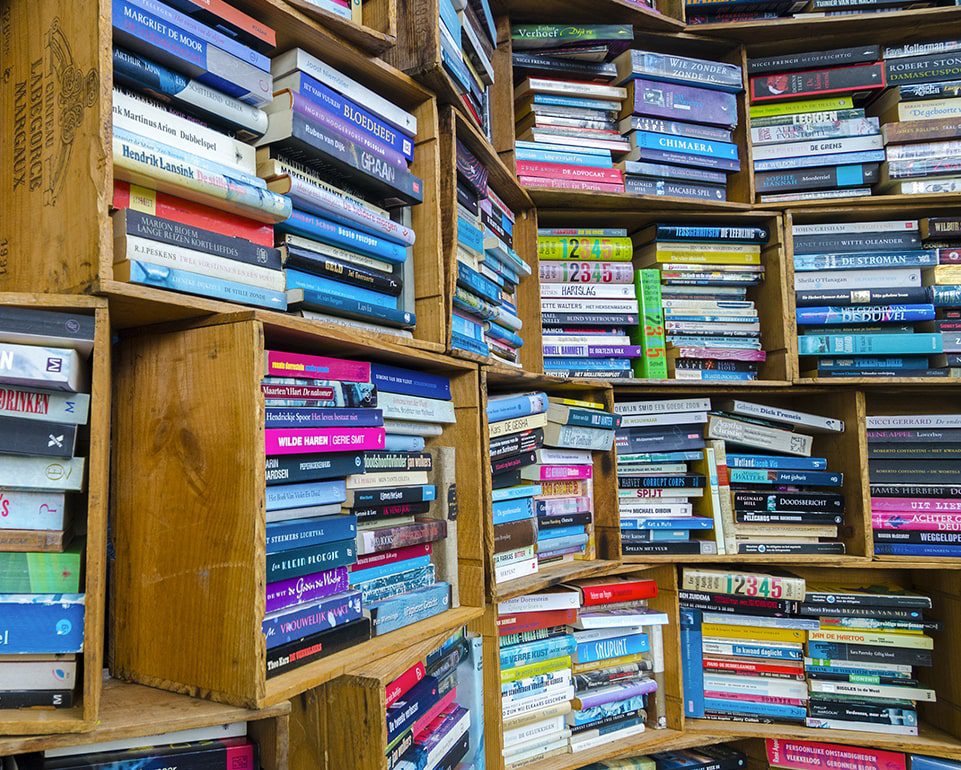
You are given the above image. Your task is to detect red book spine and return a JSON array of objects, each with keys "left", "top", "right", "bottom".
[
  {"left": 179, "top": 0, "right": 276, "bottom": 47},
  {"left": 497, "top": 608, "right": 578, "bottom": 635},
  {"left": 580, "top": 579, "right": 658, "bottom": 606},
  {"left": 113, "top": 180, "right": 274, "bottom": 247},
  {"left": 411, "top": 687, "right": 456, "bottom": 738},
  {"left": 386, "top": 661, "right": 427, "bottom": 708},
  {"left": 767, "top": 740, "right": 907, "bottom": 770},
  {"left": 351, "top": 542, "right": 432, "bottom": 571},
  {"left": 515, "top": 161, "right": 625, "bottom": 185},
  {"left": 703, "top": 657, "right": 804, "bottom": 677},
  {"left": 750, "top": 63, "right": 886, "bottom": 102},
  {"left": 518, "top": 176, "right": 624, "bottom": 193}
]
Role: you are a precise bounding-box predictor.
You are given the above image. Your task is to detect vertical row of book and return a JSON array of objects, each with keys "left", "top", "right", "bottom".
[
  {"left": 487, "top": 392, "right": 618, "bottom": 586},
  {"left": 0, "top": 307, "right": 95, "bottom": 711},
  {"left": 438, "top": 0, "right": 498, "bottom": 138},
  {"left": 263, "top": 350, "right": 458, "bottom": 678}
]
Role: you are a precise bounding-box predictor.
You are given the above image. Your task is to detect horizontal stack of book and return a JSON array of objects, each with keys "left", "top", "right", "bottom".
[
  {"left": 747, "top": 47, "right": 886, "bottom": 204},
  {"left": 875, "top": 41, "right": 961, "bottom": 196},
  {"left": 868, "top": 412, "right": 961, "bottom": 558},
  {"left": 385, "top": 628, "right": 478, "bottom": 769},
  {"left": 488, "top": 392, "right": 618, "bottom": 585},
  {"left": 576, "top": 745, "right": 748, "bottom": 770},
  {"left": 261, "top": 47, "right": 422, "bottom": 337},
  {"left": 614, "top": 50, "right": 744, "bottom": 201},
  {"left": 512, "top": 25, "right": 633, "bottom": 194},
  {"left": 682, "top": 568, "right": 938, "bottom": 733},
  {"left": 792, "top": 217, "right": 961, "bottom": 378},
  {"left": 453, "top": 140, "right": 532, "bottom": 365},
  {"left": 111, "top": 1, "right": 288, "bottom": 307},
  {"left": 438, "top": 0, "right": 497, "bottom": 136},
  {"left": 768, "top": 740, "right": 961, "bottom": 770},
  {"left": 687, "top": 0, "right": 957, "bottom": 26},
  {"left": 263, "top": 351, "right": 457, "bottom": 678},
  {"left": 634, "top": 223, "right": 770, "bottom": 380},
  {"left": 539, "top": 228, "right": 640, "bottom": 379},
  {"left": 615, "top": 397, "right": 722, "bottom": 557},
  {"left": 0, "top": 306, "right": 95, "bottom": 712}
]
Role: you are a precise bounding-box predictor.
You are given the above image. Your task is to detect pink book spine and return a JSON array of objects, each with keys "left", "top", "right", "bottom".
[
  {"left": 672, "top": 347, "right": 767, "bottom": 362},
  {"left": 515, "top": 161, "right": 624, "bottom": 184},
  {"left": 518, "top": 175, "right": 624, "bottom": 193},
  {"left": 536, "top": 465, "right": 593, "bottom": 481},
  {"left": 412, "top": 687, "right": 457, "bottom": 739},
  {"left": 539, "top": 495, "right": 593, "bottom": 516},
  {"left": 352, "top": 542, "right": 432, "bottom": 571},
  {"left": 704, "top": 691, "right": 805, "bottom": 706},
  {"left": 871, "top": 497, "right": 961, "bottom": 512},
  {"left": 766, "top": 740, "right": 907, "bottom": 770},
  {"left": 264, "top": 350, "right": 370, "bottom": 382},
  {"left": 265, "top": 427, "right": 385, "bottom": 455},
  {"left": 385, "top": 661, "right": 426, "bottom": 708},
  {"left": 873, "top": 512, "right": 961, "bottom": 530}
]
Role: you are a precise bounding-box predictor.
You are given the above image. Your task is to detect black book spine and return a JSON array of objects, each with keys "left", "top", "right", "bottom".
[
  {"left": 456, "top": 140, "right": 488, "bottom": 197},
  {"left": 796, "top": 287, "right": 929, "bottom": 307},
  {"left": 869, "top": 459, "right": 961, "bottom": 484},
  {"left": 492, "top": 468, "right": 523, "bottom": 489},
  {"left": 623, "top": 541, "right": 711, "bottom": 555},
  {"left": 868, "top": 443, "right": 961, "bottom": 459},
  {"left": 734, "top": 491, "right": 845, "bottom": 513},
  {"left": 808, "top": 643, "right": 932, "bottom": 667},
  {"left": 491, "top": 449, "right": 538, "bottom": 476},
  {"left": 512, "top": 52, "right": 617, "bottom": 80},
  {"left": 0, "top": 307, "right": 96, "bottom": 346},
  {"left": 489, "top": 428, "right": 544, "bottom": 459},
  {"left": 886, "top": 53, "right": 961, "bottom": 86},
  {"left": 0, "top": 689, "right": 73, "bottom": 708},
  {"left": 871, "top": 484, "right": 961, "bottom": 498},
  {"left": 482, "top": 207, "right": 513, "bottom": 249},
  {"left": 874, "top": 529, "right": 961, "bottom": 545},
  {"left": 266, "top": 617, "right": 371, "bottom": 678},
  {"left": 617, "top": 433, "right": 706, "bottom": 453},
  {"left": 793, "top": 230, "right": 919, "bottom": 255},
  {"left": 755, "top": 164, "right": 880, "bottom": 194},
  {"left": 736, "top": 512, "right": 844, "bottom": 525},
  {"left": 0, "top": 416, "right": 77, "bottom": 458},
  {"left": 351, "top": 486, "right": 434, "bottom": 506},
  {"left": 808, "top": 701, "right": 916, "bottom": 723},
  {"left": 361, "top": 452, "right": 433, "bottom": 472},
  {"left": 433, "top": 732, "right": 470, "bottom": 770},
  {"left": 456, "top": 182, "right": 479, "bottom": 215},
  {"left": 289, "top": 251, "right": 403, "bottom": 296},
  {"left": 737, "top": 543, "right": 846, "bottom": 555},
  {"left": 624, "top": 176, "right": 728, "bottom": 202},
  {"left": 353, "top": 501, "right": 432, "bottom": 523},
  {"left": 804, "top": 590, "right": 930, "bottom": 608},
  {"left": 538, "top": 511, "right": 593, "bottom": 528},
  {"left": 799, "top": 603, "right": 925, "bottom": 620},
  {"left": 751, "top": 63, "right": 885, "bottom": 100},
  {"left": 748, "top": 45, "right": 881, "bottom": 75},
  {"left": 679, "top": 590, "right": 799, "bottom": 616},
  {"left": 265, "top": 452, "right": 365, "bottom": 485},
  {"left": 542, "top": 312, "right": 640, "bottom": 326}
]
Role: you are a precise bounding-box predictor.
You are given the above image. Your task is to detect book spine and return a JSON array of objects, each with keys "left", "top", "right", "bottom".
[
  {"left": 629, "top": 79, "right": 738, "bottom": 128},
  {"left": 263, "top": 590, "right": 363, "bottom": 648},
  {"left": 750, "top": 63, "right": 885, "bottom": 102},
  {"left": 0, "top": 596, "right": 86, "bottom": 653},
  {"left": 369, "top": 582, "right": 451, "bottom": 636},
  {"left": 265, "top": 566, "right": 351, "bottom": 614}
]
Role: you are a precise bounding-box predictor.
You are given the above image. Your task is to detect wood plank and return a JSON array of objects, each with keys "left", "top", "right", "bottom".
[
  {"left": 492, "top": 0, "right": 685, "bottom": 29},
  {"left": 284, "top": 0, "right": 396, "bottom": 54}
]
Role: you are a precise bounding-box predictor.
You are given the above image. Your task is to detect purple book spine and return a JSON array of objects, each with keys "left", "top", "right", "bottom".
[
  {"left": 291, "top": 93, "right": 408, "bottom": 172},
  {"left": 588, "top": 345, "right": 643, "bottom": 357},
  {"left": 538, "top": 544, "right": 586, "bottom": 559},
  {"left": 629, "top": 79, "right": 739, "bottom": 129},
  {"left": 265, "top": 566, "right": 351, "bottom": 614},
  {"left": 577, "top": 678, "right": 658, "bottom": 709},
  {"left": 263, "top": 589, "right": 362, "bottom": 649}
]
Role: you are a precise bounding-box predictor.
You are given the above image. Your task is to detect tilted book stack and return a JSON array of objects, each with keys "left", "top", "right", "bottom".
[
  {"left": 538, "top": 228, "right": 641, "bottom": 379},
  {"left": 868, "top": 413, "right": 961, "bottom": 558},
  {"left": 0, "top": 307, "right": 95, "bottom": 712},
  {"left": 511, "top": 25, "right": 633, "bottom": 194},
  {"left": 263, "top": 351, "right": 457, "bottom": 678},
  {"left": 438, "top": 0, "right": 498, "bottom": 137}
]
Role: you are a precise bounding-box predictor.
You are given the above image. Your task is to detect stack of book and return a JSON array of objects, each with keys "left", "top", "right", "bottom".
[
  {"left": 684, "top": 0, "right": 804, "bottom": 25},
  {"left": 708, "top": 399, "right": 846, "bottom": 556},
  {"left": 614, "top": 397, "right": 722, "bottom": 557},
  {"left": 438, "top": 0, "right": 497, "bottom": 136},
  {"left": 260, "top": 48, "right": 422, "bottom": 336},
  {"left": 576, "top": 745, "right": 748, "bottom": 770},
  {"left": 539, "top": 227, "right": 640, "bottom": 378},
  {"left": 263, "top": 351, "right": 456, "bottom": 678},
  {"left": 868, "top": 412, "right": 961, "bottom": 558},
  {"left": 511, "top": 25, "right": 633, "bottom": 194},
  {"left": 488, "top": 392, "right": 618, "bottom": 584},
  {"left": 633, "top": 222, "right": 770, "bottom": 381},
  {"left": 386, "top": 629, "right": 475, "bottom": 769},
  {"left": 767, "top": 740, "right": 957, "bottom": 770},
  {"left": 874, "top": 41, "right": 961, "bottom": 196},
  {"left": 453, "top": 141, "right": 532, "bottom": 365},
  {"left": 614, "top": 50, "right": 745, "bottom": 201},
  {"left": 791, "top": 217, "right": 961, "bottom": 378},
  {"left": 920, "top": 218, "right": 961, "bottom": 363},
  {"left": 111, "top": 1, "right": 289, "bottom": 307},
  {"left": 747, "top": 47, "right": 886, "bottom": 204},
  {"left": 0, "top": 307, "right": 94, "bottom": 711}
]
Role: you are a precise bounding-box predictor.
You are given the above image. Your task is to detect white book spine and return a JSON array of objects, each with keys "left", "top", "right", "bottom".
[
  {"left": 112, "top": 88, "right": 256, "bottom": 173},
  {"left": 792, "top": 220, "right": 918, "bottom": 236},
  {"left": 547, "top": 425, "right": 614, "bottom": 452},
  {"left": 0, "top": 660, "right": 77, "bottom": 689},
  {"left": 0, "top": 491, "right": 68, "bottom": 529},
  {"left": 572, "top": 626, "right": 645, "bottom": 641},
  {"left": 619, "top": 412, "right": 708, "bottom": 428},
  {"left": 752, "top": 134, "right": 882, "bottom": 160},
  {"left": 704, "top": 673, "right": 808, "bottom": 698},
  {"left": 723, "top": 399, "right": 844, "bottom": 433},
  {"left": 540, "top": 298, "right": 640, "bottom": 314},
  {"left": 345, "top": 471, "right": 429, "bottom": 489},
  {"left": 0, "top": 457, "right": 85, "bottom": 493},
  {"left": 501, "top": 686, "right": 575, "bottom": 719},
  {"left": 284, "top": 235, "right": 394, "bottom": 275},
  {"left": 809, "top": 680, "right": 936, "bottom": 701},
  {"left": 502, "top": 716, "right": 567, "bottom": 749},
  {"left": 0, "top": 344, "right": 83, "bottom": 392},
  {"left": 422, "top": 713, "right": 470, "bottom": 768},
  {"left": 540, "top": 284, "right": 636, "bottom": 299},
  {"left": 804, "top": 718, "right": 918, "bottom": 735},
  {"left": 0, "top": 386, "right": 89, "bottom": 424},
  {"left": 495, "top": 556, "right": 539, "bottom": 584},
  {"left": 619, "top": 463, "right": 689, "bottom": 475},
  {"left": 707, "top": 416, "right": 813, "bottom": 456},
  {"left": 377, "top": 392, "right": 456, "bottom": 424},
  {"left": 535, "top": 449, "right": 592, "bottom": 465},
  {"left": 498, "top": 592, "right": 580, "bottom": 614},
  {"left": 382, "top": 419, "right": 443, "bottom": 436},
  {"left": 619, "top": 503, "right": 693, "bottom": 515},
  {"left": 47, "top": 723, "right": 248, "bottom": 759},
  {"left": 265, "top": 502, "right": 342, "bottom": 522},
  {"left": 793, "top": 267, "right": 921, "bottom": 291},
  {"left": 543, "top": 336, "right": 632, "bottom": 346},
  {"left": 702, "top": 612, "right": 819, "bottom": 630},
  {"left": 503, "top": 736, "right": 570, "bottom": 766},
  {"left": 502, "top": 728, "right": 571, "bottom": 757},
  {"left": 271, "top": 49, "right": 417, "bottom": 135},
  {"left": 569, "top": 723, "right": 645, "bottom": 752},
  {"left": 866, "top": 414, "right": 961, "bottom": 429},
  {"left": 299, "top": 310, "right": 413, "bottom": 339},
  {"left": 614, "top": 398, "right": 712, "bottom": 416}
]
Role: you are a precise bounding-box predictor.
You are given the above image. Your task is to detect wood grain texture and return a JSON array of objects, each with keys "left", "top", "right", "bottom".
[{"left": 284, "top": 0, "right": 396, "bottom": 54}]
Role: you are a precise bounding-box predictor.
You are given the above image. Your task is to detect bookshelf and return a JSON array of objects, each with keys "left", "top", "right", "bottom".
[
  {"left": 493, "top": 0, "right": 687, "bottom": 30},
  {"left": 282, "top": 0, "right": 398, "bottom": 53}
]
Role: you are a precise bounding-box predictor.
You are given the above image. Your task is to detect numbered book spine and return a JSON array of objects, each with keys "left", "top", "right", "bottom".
[{"left": 631, "top": 269, "right": 667, "bottom": 378}]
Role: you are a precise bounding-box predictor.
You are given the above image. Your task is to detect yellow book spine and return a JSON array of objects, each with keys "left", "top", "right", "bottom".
[
  {"left": 898, "top": 97, "right": 961, "bottom": 121},
  {"left": 539, "top": 236, "right": 634, "bottom": 262},
  {"left": 701, "top": 623, "right": 807, "bottom": 644},
  {"left": 652, "top": 249, "right": 761, "bottom": 266},
  {"left": 750, "top": 96, "right": 855, "bottom": 118},
  {"left": 807, "top": 629, "right": 933, "bottom": 649},
  {"left": 501, "top": 655, "right": 572, "bottom": 685},
  {"left": 549, "top": 396, "right": 606, "bottom": 410},
  {"left": 489, "top": 412, "right": 548, "bottom": 438},
  {"left": 572, "top": 652, "right": 646, "bottom": 674}
]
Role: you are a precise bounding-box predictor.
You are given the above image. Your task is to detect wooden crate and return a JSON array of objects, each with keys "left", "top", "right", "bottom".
[
  {"left": 0, "top": 0, "right": 446, "bottom": 353},
  {"left": 613, "top": 385, "right": 872, "bottom": 564},
  {"left": 284, "top": 0, "right": 397, "bottom": 54},
  {"left": 785, "top": 205, "right": 961, "bottom": 386},
  {"left": 534, "top": 209, "right": 794, "bottom": 385},
  {"left": 0, "top": 294, "right": 110, "bottom": 735},
  {"left": 110, "top": 313, "right": 485, "bottom": 709},
  {"left": 481, "top": 369, "right": 622, "bottom": 601},
  {"left": 287, "top": 620, "right": 484, "bottom": 770},
  {"left": 437, "top": 106, "right": 543, "bottom": 372},
  {"left": 487, "top": 24, "right": 755, "bottom": 209},
  {"left": 493, "top": 0, "right": 686, "bottom": 29},
  {"left": 0, "top": 679, "right": 289, "bottom": 765},
  {"left": 472, "top": 564, "right": 688, "bottom": 770}
]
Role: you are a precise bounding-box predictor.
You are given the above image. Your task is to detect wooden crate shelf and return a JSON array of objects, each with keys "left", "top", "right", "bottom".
[
  {"left": 0, "top": 679, "right": 289, "bottom": 765},
  {"left": 110, "top": 314, "right": 485, "bottom": 709},
  {"left": 438, "top": 107, "right": 542, "bottom": 372},
  {"left": 481, "top": 368, "right": 621, "bottom": 600},
  {"left": 283, "top": 0, "right": 397, "bottom": 54},
  {"left": 493, "top": 0, "right": 686, "bottom": 29},
  {"left": 0, "top": 294, "right": 110, "bottom": 736},
  {"left": 0, "top": 0, "right": 447, "bottom": 353}
]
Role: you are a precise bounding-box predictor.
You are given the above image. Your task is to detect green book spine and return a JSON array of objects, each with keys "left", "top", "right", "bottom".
[
  {"left": 0, "top": 542, "right": 83, "bottom": 592},
  {"left": 631, "top": 269, "right": 668, "bottom": 379}
]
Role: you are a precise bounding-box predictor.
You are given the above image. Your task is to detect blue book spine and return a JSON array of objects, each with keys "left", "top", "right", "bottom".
[
  {"left": 385, "top": 435, "right": 426, "bottom": 452},
  {"left": 875, "top": 543, "right": 961, "bottom": 557},
  {"left": 458, "top": 216, "right": 485, "bottom": 255},
  {"left": 486, "top": 322, "right": 524, "bottom": 349},
  {"left": 722, "top": 642, "right": 802, "bottom": 660},
  {"left": 576, "top": 633, "right": 650, "bottom": 664},
  {"left": 285, "top": 269, "right": 398, "bottom": 310},
  {"left": 487, "top": 392, "right": 549, "bottom": 423},
  {"left": 563, "top": 408, "right": 619, "bottom": 430},
  {"left": 703, "top": 697, "right": 806, "bottom": 719},
  {"left": 351, "top": 485, "right": 436, "bottom": 506},
  {"left": 358, "top": 565, "right": 436, "bottom": 604},
  {"left": 438, "top": 0, "right": 461, "bottom": 39},
  {"left": 348, "top": 555, "right": 432, "bottom": 586},
  {"left": 537, "top": 533, "right": 589, "bottom": 551},
  {"left": 0, "top": 595, "right": 85, "bottom": 654},
  {"left": 477, "top": 252, "right": 521, "bottom": 287},
  {"left": 371, "top": 363, "right": 452, "bottom": 401},
  {"left": 680, "top": 607, "right": 704, "bottom": 718},
  {"left": 910, "top": 757, "right": 961, "bottom": 770},
  {"left": 387, "top": 676, "right": 441, "bottom": 744},
  {"left": 754, "top": 150, "right": 886, "bottom": 171},
  {"left": 124, "top": 260, "right": 287, "bottom": 310},
  {"left": 534, "top": 94, "right": 618, "bottom": 110},
  {"left": 500, "top": 635, "right": 576, "bottom": 670},
  {"left": 263, "top": 589, "right": 363, "bottom": 649},
  {"left": 569, "top": 695, "right": 648, "bottom": 727},
  {"left": 485, "top": 240, "right": 529, "bottom": 275},
  {"left": 818, "top": 356, "right": 929, "bottom": 371},
  {"left": 288, "top": 71, "right": 413, "bottom": 160},
  {"left": 265, "top": 480, "right": 347, "bottom": 512},
  {"left": 278, "top": 210, "right": 408, "bottom": 264},
  {"left": 515, "top": 148, "right": 614, "bottom": 167},
  {"left": 492, "top": 484, "right": 542, "bottom": 503},
  {"left": 794, "top": 252, "right": 939, "bottom": 272},
  {"left": 805, "top": 663, "right": 910, "bottom": 678},
  {"left": 369, "top": 582, "right": 451, "bottom": 636},
  {"left": 451, "top": 332, "right": 490, "bottom": 358},
  {"left": 457, "top": 263, "right": 502, "bottom": 305},
  {"left": 622, "top": 517, "right": 714, "bottom": 530},
  {"left": 266, "top": 515, "right": 358, "bottom": 554},
  {"left": 727, "top": 454, "right": 828, "bottom": 470},
  {"left": 291, "top": 287, "right": 415, "bottom": 330},
  {"left": 543, "top": 357, "right": 632, "bottom": 371},
  {"left": 451, "top": 313, "right": 485, "bottom": 340},
  {"left": 798, "top": 333, "right": 943, "bottom": 356},
  {"left": 439, "top": 37, "right": 472, "bottom": 93},
  {"left": 631, "top": 131, "right": 739, "bottom": 160},
  {"left": 664, "top": 314, "right": 758, "bottom": 323},
  {"left": 728, "top": 469, "right": 843, "bottom": 487},
  {"left": 672, "top": 370, "right": 756, "bottom": 381},
  {"left": 264, "top": 407, "right": 384, "bottom": 429},
  {"left": 927, "top": 285, "right": 961, "bottom": 306},
  {"left": 517, "top": 139, "right": 611, "bottom": 157},
  {"left": 537, "top": 525, "right": 587, "bottom": 540}
]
